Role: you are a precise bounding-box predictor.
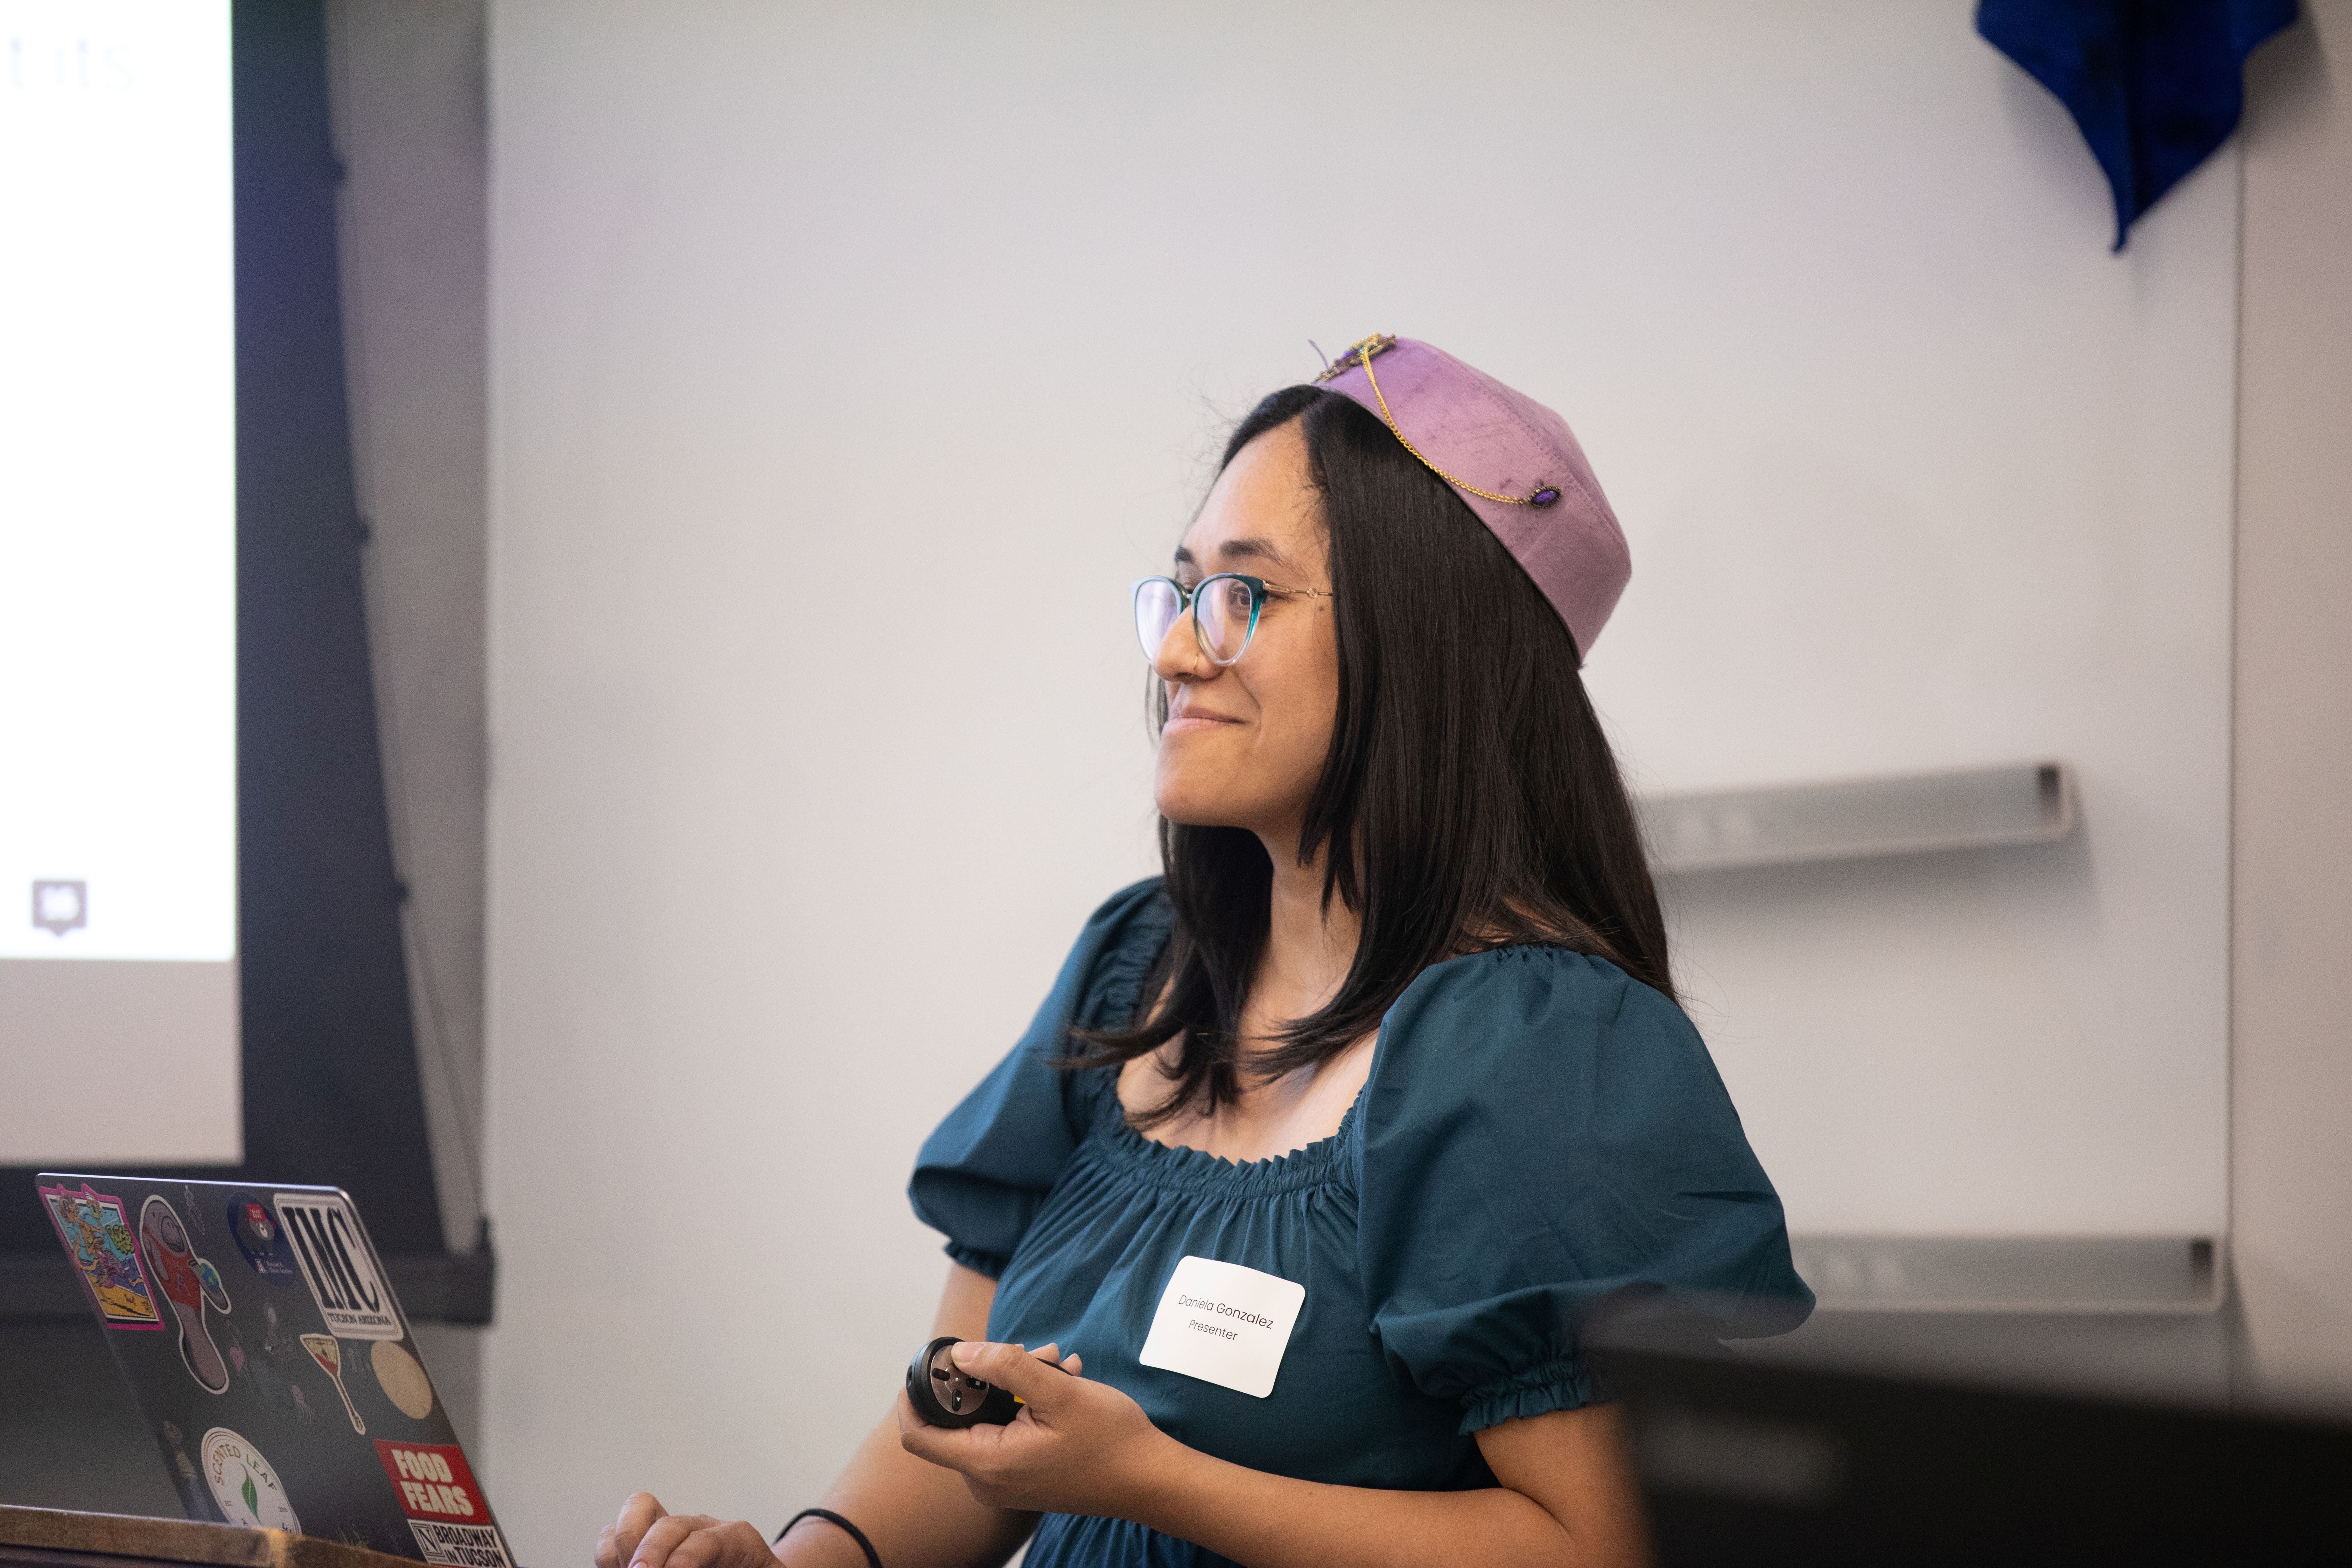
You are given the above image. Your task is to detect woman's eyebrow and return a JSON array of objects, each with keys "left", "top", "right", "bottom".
[
  {"left": 1173, "top": 537, "right": 1292, "bottom": 571},
  {"left": 1220, "top": 536, "right": 1290, "bottom": 568}
]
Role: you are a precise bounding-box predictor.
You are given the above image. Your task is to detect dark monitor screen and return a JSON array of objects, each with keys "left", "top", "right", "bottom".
[{"left": 1602, "top": 1345, "right": 2352, "bottom": 1564}]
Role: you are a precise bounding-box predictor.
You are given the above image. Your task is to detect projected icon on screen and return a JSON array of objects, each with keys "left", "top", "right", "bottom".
[{"left": 33, "top": 880, "right": 88, "bottom": 936}]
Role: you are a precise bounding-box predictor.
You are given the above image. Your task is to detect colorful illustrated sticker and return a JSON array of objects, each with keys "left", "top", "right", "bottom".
[
  {"left": 273, "top": 1192, "right": 403, "bottom": 1340},
  {"left": 301, "top": 1333, "right": 365, "bottom": 1435},
  {"left": 200, "top": 1427, "right": 300, "bottom": 1533},
  {"left": 229, "top": 1195, "right": 301, "bottom": 1281},
  {"left": 371, "top": 1340, "right": 436, "bottom": 1420},
  {"left": 374, "top": 1441, "right": 510, "bottom": 1568},
  {"left": 39, "top": 1182, "right": 161, "bottom": 1328},
  {"left": 140, "top": 1195, "right": 231, "bottom": 1394}
]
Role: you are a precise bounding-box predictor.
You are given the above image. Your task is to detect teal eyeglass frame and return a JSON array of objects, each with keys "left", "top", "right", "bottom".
[{"left": 1130, "top": 572, "right": 1334, "bottom": 666}]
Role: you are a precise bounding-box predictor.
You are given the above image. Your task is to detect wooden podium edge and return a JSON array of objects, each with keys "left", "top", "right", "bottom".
[{"left": 0, "top": 1507, "right": 419, "bottom": 1568}]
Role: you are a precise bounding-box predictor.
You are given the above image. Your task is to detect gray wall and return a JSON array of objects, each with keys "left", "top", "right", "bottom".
[
  {"left": 326, "top": 0, "right": 492, "bottom": 1451},
  {"left": 327, "top": 0, "right": 490, "bottom": 1264},
  {"left": 2232, "top": 0, "right": 2352, "bottom": 1409},
  {"left": 1763, "top": 0, "right": 2352, "bottom": 1410}
]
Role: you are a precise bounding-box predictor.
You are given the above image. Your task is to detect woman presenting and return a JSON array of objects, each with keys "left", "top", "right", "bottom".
[{"left": 598, "top": 336, "right": 1812, "bottom": 1568}]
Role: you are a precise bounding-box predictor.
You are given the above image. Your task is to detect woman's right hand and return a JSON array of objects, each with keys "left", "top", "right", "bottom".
[
  {"left": 598, "top": 1265, "right": 1024, "bottom": 1568},
  {"left": 597, "top": 1492, "right": 785, "bottom": 1568}
]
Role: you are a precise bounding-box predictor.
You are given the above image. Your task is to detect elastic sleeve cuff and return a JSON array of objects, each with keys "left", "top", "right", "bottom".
[
  {"left": 1459, "top": 1354, "right": 1602, "bottom": 1434},
  {"left": 942, "top": 1239, "right": 1009, "bottom": 1280}
]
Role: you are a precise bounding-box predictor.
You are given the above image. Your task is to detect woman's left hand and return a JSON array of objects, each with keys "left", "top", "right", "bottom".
[{"left": 896, "top": 1342, "right": 1176, "bottom": 1517}]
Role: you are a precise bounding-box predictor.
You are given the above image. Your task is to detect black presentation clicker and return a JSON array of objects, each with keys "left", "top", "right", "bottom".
[{"left": 905, "top": 1335, "right": 1022, "bottom": 1428}]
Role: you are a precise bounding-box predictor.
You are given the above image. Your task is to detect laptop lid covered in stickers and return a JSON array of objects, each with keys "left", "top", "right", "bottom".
[{"left": 34, "top": 1174, "right": 513, "bottom": 1568}]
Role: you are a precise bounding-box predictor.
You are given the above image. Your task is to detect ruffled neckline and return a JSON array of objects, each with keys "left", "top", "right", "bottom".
[
  {"left": 1068, "top": 922, "right": 1596, "bottom": 1200},
  {"left": 1084, "top": 1078, "right": 1363, "bottom": 1197}
]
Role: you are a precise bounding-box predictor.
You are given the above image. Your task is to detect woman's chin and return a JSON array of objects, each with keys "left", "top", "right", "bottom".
[
  {"left": 1153, "top": 786, "right": 1246, "bottom": 832},
  {"left": 1156, "top": 757, "right": 1298, "bottom": 833}
]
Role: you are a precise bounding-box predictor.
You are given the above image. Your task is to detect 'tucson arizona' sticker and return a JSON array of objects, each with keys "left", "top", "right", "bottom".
[{"left": 272, "top": 1192, "right": 403, "bottom": 1339}]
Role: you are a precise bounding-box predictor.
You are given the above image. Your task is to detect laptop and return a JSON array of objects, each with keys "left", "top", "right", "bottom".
[{"left": 35, "top": 1172, "right": 514, "bottom": 1568}]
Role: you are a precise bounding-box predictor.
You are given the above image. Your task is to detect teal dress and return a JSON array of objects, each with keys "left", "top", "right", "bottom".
[{"left": 911, "top": 880, "right": 1811, "bottom": 1568}]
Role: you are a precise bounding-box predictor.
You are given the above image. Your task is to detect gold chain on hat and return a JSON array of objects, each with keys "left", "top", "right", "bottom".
[{"left": 1317, "top": 334, "right": 1560, "bottom": 509}]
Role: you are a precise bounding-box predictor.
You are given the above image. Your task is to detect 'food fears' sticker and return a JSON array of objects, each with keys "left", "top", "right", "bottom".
[{"left": 374, "top": 1441, "right": 513, "bottom": 1568}]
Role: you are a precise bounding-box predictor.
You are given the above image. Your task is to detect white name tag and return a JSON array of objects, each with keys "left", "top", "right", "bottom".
[{"left": 1137, "top": 1255, "right": 1305, "bottom": 1399}]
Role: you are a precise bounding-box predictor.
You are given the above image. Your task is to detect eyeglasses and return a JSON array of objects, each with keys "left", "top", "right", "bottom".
[{"left": 1130, "top": 573, "right": 1332, "bottom": 667}]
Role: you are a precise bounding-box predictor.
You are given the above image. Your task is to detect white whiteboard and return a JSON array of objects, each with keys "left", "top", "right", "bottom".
[{"left": 1571, "top": 75, "right": 2236, "bottom": 1244}]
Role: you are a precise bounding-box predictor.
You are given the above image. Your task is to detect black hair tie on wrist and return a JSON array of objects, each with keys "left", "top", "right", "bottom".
[{"left": 774, "top": 1508, "right": 882, "bottom": 1568}]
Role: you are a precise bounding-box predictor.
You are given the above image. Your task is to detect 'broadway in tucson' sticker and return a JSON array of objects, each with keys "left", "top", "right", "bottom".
[
  {"left": 272, "top": 1192, "right": 403, "bottom": 1339},
  {"left": 374, "top": 1440, "right": 512, "bottom": 1568}
]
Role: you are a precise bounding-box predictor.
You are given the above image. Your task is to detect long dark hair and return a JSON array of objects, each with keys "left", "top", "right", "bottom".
[{"left": 1068, "top": 385, "right": 1670, "bottom": 1127}]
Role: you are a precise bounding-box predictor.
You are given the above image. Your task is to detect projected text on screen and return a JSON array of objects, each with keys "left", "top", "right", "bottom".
[
  {"left": 1, "top": 0, "right": 237, "bottom": 964},
  {"left": 1, "top": 0, "right": 241, "bottom": 1162}
]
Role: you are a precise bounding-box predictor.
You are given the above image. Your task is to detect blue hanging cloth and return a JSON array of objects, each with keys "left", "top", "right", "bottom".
[{"left": 1977, "top": 0, "right": 2300, "bottom": 249}]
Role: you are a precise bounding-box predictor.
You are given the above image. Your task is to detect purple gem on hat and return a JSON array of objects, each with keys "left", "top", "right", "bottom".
[{"left": 1315, "top": 336, "right": 1630, "bottom": 660}]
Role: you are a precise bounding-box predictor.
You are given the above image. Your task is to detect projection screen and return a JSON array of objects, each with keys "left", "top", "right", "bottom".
[{"left": 0, "top": 0, "right": 241, "bottom": 1163}]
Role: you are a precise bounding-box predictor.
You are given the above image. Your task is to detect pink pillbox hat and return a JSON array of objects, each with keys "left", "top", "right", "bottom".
[{"left": 1314, "top": 335, "right": 1630, "bottom": 660}]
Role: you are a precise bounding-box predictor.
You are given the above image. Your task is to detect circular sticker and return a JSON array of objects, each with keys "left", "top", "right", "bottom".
[
  {"left": 195, "top": 1257, "right": 231, "bottom": 1312},
  {"left": 228, "top": 1195, "right": 300, "bottom": 1281},
  {"left": 371, "top": 1340, "right": 436, "bottom": 1420},
  {"left": 200, "top": 1427, "right": 300, "bottom": 1532}
]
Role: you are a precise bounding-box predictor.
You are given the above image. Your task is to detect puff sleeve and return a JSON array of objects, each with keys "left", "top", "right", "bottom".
[
  {"left": 908, "top": 878, "right": 1170, "bottom": 1278},
  {"left": 1356, "top": 946, "right": 1812, "bottom": 1433}
]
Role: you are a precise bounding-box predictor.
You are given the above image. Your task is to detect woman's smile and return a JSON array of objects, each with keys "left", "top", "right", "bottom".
[{"left": 1162, "top": 702, "right": 1243, "bottom": 735}]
